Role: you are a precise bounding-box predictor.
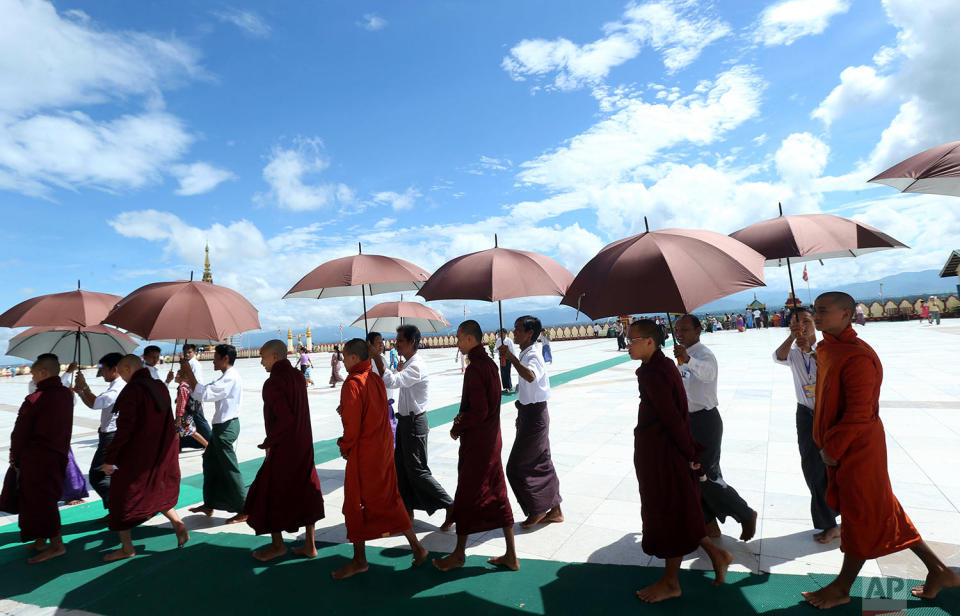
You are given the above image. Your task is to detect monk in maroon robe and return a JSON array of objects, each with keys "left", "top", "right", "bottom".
[
  {"left": 629, "top": 320, "right": 731, "bottom": 603},
  {"left": 434, "top": 320, "right": 517, "bottom": 572},
  {"left": 101, "top": 355, "right": 187, "bottom": 562},
  {"left": 802, "top": 293, "right": 960, "bottom": 609},
  {"left": 244, "top": 340, "right": 325, "bottom": 562},
  {"left": 0, "top": 354, "right": 72, "bottom": 563},
  {"left": 331, "top": 338, "right": 428, "bottom": 579}
]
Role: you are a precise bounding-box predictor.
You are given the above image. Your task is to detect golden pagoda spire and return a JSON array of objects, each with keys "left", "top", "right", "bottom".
[{"left": 202, "top": 243, "right": 213, "bottom": 283}]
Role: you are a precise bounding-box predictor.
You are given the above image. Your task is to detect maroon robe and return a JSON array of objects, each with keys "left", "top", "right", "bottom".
[
  {"left": 104, "top": 368, "right": 180, "bottom": 531},
  {"left": 244, "top": 359, "right": 325, "bottom": 534},
  {"left": 338, "top": 360, "right": 410, "bottom": 542},
  {"left": 450, "top": 344, "right": 513, "bottom": 535},
  {"left": 634, "top": 349, "right": 705, "bottom": 559},
  {"left": 0, "top": 376, "right": 73, "bottom": 542}
]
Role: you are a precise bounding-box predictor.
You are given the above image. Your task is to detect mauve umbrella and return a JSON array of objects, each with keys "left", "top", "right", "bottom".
[
  {"left": 869, "top": 141, "right": 960, "bottom": 196},
  {"left": 102, "top": 280, "right": 260, "bottom": 342},
  {"left": 6, "top": 325, "right": 138, "bottom": 365},
  {"left": 729, "top": 204, "right": 907, "bottom": 301},
  {"left": 417, "top": 235, "right": 575, "bottom": 335},
  {"left": 284, "top": 242, "right": 431, "bottom": 335},
  {"left": 561, "top": 219, "right": 766, "bottom": 320},
  {"left": 351, "top": 301, "right": 450, "bottom": 333}
]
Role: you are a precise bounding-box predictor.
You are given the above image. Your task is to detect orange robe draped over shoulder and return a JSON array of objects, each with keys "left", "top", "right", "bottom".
[
  {"left": 814, "top": 326, "right": 920, "bottom": 560},
  {"left": 338, "top": 360, "right": 410, "bottom": 542}
]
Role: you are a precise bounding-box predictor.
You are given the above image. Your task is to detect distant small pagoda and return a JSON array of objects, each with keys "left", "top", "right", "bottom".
[
  {"left": 746, "top": 293, "right": 766, "bottom": 311},
  {"left": 202, "top": 243, "right": 213, "bottom": 283}
]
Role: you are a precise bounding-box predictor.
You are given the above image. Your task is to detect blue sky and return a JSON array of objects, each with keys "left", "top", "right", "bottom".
[{"left": 1, "top": 0, "right": 959, "bottom": 351}]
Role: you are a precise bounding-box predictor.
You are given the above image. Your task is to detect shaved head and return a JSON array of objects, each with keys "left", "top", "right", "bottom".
[
  {"left": 32, "top": 353, "right": 60, "bottom": 379},
  {"left": 816, "top": 292, "right": 856, "bottom": 314},
  {"left": 261, "top": 339, "right": 287, "bottom": 358},
  {"left": 118, "top": 354, "right": 143, "bottom": 371}
]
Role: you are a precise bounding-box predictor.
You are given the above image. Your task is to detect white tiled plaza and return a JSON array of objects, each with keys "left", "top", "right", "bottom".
[{"left": 2, "top": 319, "right": 960, "bottom": 584}]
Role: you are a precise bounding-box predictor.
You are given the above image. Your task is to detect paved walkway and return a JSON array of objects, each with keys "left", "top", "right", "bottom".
[{"left": 2, "top": 321, "right": 960, "bottom": 614}]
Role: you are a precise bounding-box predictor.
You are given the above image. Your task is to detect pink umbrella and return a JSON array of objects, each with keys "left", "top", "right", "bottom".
[
  {"left": 561, "top": 219, "right": 765, "bottom": 320},
  {"left": 102, "top": 280, "right": 260, "bottom": 342},
  {"left": 351, "top": 301, "right": 450, "bottom": 333},
  {"left": 869, "top": 141, "right": 960, "bottom": 196},
  {"left": 417, "top": 235, "right": 574, "bottom": 334},
  {"left": 729, "top": 204, "right": 907, "bottom": 300},
  {"left": 0, "top": 286, "right": 121, "bottom": 329},
  {"left": 284, "top": 242, "right": 431, "bottom": 334}
]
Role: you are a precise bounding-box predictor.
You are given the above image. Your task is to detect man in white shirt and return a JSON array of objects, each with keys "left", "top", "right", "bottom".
[
  {"left": 497, "top": 329, "right": 516, "bottom": 394},
  {"left": 674, "top": 314, "right": 757, "bottom": 542},
  {"left": 774, "top": 307, "right": 839, "bottom": 543},
  {"left": 142, "top": 345, "right": 163, "bottom": 380},
  {"left": 380, "top": 324, "right": 454, "bottom": 527},
  {"left": 753, "top": 309, "right": 762, "bottom": 329},
  {"left": 74, "top": 352, "right": 125, "bottom": 517},
  {"left": 500, "top": 315, "right": 563, "bottom": 528},
  {"left": 180, "top": 343, "right": 247, "bottom": 524},
  {"left": 167, "top": 344, "right": 212, "bottom": 449}
]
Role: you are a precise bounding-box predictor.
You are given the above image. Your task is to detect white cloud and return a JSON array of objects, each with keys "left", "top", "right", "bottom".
[
  {"left": 171, "top": 161, "right": 235, "bottom": 196},
  {"left": 775, "top": 132, "right": 829, "bottom": 187},
  {"left": 812, "top": 66, "right": 892, "bottom": 126},
  {"left": 502, "top": 0, "right": 729, "bottom": 90},
  {"left": 374, "top": 217, "right": 397, "bottom": 229},
  {"left": 254, "top": 138, "right": 356, "bottom": 212},
  {"left": 753, "top": 0, "right": 850, "bottom": 47},
  {"left": 358, "top": 13, "right": 387, "bottom": 31},
  {"left": 517, "top": 65, "right": 765, "bottom": 192},
  {"left": 372, "top": 187, "right": 420, "bottom": 211},
  {"left": 212, "top": 8, "right": 271, "bottom": 38},
  {"left": 0, "top": 0, "right": 204, "bottom": 198}
]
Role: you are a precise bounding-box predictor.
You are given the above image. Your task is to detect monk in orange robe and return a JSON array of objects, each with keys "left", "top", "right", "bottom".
[
  {"left": 802, "top": 292, "right": 960, "bottom": 609},
  {"left": 332, "top": 338, "right": 427, "bottom": 579},
  {"left": 244, "top": 340, "right": 325, "bottom": 561},
  {"left": 101, "top": 355, "right": 188, "bottom": 562}
]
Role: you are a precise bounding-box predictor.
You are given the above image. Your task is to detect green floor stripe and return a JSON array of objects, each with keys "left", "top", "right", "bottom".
[
  {"left": 1, "top": 346, "right": 638, "bottom": 537},
  {"left": 1, "top": 528, "right": 955, "bottom": 615}
]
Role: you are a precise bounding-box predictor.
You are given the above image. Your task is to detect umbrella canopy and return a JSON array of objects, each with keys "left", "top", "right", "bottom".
[
  {"left": 729, "top": 213, "right": 908, "bottom": 267},
  {"left": 868, "top": 141, "right": 960, "bottom": 196},
  {"left": 561, "top": 227, "right": 766, "bottom": 320},
  {"left": 0, "top": 289, "right": 122, "bottom": 329},
  {"left": 6, "top": 325, "right": 138, "bottom": 365},
  {"left": 417, "top": 247, "right": 574, "bottom": 303},
  {"left": 284, "top": 254, "right": 430, "bottom": 299},
  {"left": 103, "top": 281, "right": 260, "bottom": 342},
  {"left": 351, "top": 301, "right": 450, "bottom": 333}
]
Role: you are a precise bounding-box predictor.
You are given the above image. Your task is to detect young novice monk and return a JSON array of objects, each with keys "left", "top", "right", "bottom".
[
  {"left": 628, "top": 319, "right": 732, "bottom": 603},
  {"left": 802, "top": 293, "right": 960, "bottom": 609},
  {"left": 333, "top": 338, "right": 428, "bottom": 579},
  {"left": 434, "top": 320, "right": 517, "bottom": 572}
]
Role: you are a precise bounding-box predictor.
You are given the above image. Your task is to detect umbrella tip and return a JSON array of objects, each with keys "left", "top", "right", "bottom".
[
  {"left": 358, "top": 241, "right": 362, "bottom": 254},
  {"left": 494, "top": 233, "right": 498, "bottom": 248},
  {"left": 190, "top": 270, "right": 194, "bottom": 281},
  {"left": 643, "top": 216, "right": 649, "bottom": 233},
  {"left": 778, "top": 202, "right": 783, "bottom": 216}
]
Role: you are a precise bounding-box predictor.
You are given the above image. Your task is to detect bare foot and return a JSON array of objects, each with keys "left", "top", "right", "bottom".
[
  {"left": 705, "top": 520, "right": 721, "bottom": 538},
  {"left": 711, "top": 549, "right": 734, "bottom": 585},
  {"left": 173, "top": 522, "right": 190, "bottom": 548},
  {"left": 440, "top": 508, "right": 455, "bottom": 532},
  {"left": 252, "top": 543, "right": 288, "bottom": 562},
  {"left": 102, "top": 547, "right": 135, "bottom": 563},
  {"left": 291, "top": 543, "right": 318, "bottom": 559},
  {"left": 225, "top": 513, "right": 248, "bottom": 525},
  {"left": 412, "top": 544, "right": 429, "bottom": 567},
  {"left": 189, "top": 505, "right": 213, "bottom": 517},
  {"left": 636, "top": 579, "right": 682, "bottom": 603},
  {"left": 520, "top": 512, "right": 547, "bottom": 528},
  {"left": 801, "top": 582, "right": 851, "bottom": 609},
  {"left": 813, "top": 526, "right": 841, "bottom": 544},
  {"left": 739, "top": 510, "right": 758, "bottom": 541},
  {"left": 911, "top": 566, "right": 960, "bottom": 599},
  {"left": 432, "top": 553, "right": 465, "bottom": 571},
  {"left": 544, "top": 506, "right": 564, "bottom": 524},
  {"left": 27, "top": 544, "right": 66, "bottom": 564},
  {"left": 26, "top": 539, "right": 47, "bottom": 551},
  {"left": 488, "top": 554, "right": 519, "bottom": 571},
  {"left": 331, "top": 559, "right": 369, "bottom": 579}
]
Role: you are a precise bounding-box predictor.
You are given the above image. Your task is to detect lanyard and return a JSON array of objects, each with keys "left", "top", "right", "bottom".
[{"left": 801, "top": 351, "right": 813, "bottom": 379}]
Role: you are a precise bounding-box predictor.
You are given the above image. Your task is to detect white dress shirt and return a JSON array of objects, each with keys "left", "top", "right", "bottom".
[
  {"left": 497, "top": 336, "right": 516, "bottom": 360},
  {"left": 677, "top": 341, "right": 719, "bottom": 414},
  {"left": 192, "top": 365, "right": 242, "bottom": 424},
  {"left": 145, "top": 363, "right": 160, "bottom": 380},
  {"left": 380, "top": 353, "right": 428, "bottom": 416},
  {"left": 93, "top": 377, "right": 126, "bottom": 433},
  {"left": 188, "top": 356, "right": 202, "bottom": 382},
  {"left": 773, "top": 343, "right": 817, "bottom": 408},
  {"left": 517, "top": 344, "right": 550, "bottom": 404},
  {"left": 370, "top": 355, "right": 398, "bottom": 401}
]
